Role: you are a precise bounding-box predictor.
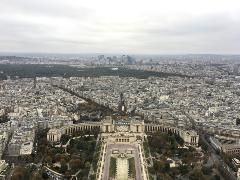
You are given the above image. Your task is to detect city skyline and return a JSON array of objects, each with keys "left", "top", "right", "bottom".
[{"left": 0, "top": 1, "right": 240, "bottom": 179}]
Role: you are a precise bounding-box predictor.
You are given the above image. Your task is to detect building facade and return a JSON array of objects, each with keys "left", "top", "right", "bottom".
[{"left": 47, "top": 116, "right": 199, "bottom": 147}]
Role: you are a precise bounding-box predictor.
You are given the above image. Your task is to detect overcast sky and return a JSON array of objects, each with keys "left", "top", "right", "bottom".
[{"left": 0, "top": 0, "right": 239, "bottom": 54}]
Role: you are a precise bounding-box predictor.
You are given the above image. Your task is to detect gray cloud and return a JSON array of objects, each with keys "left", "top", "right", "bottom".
[{"left": 0, "top": 0, "right": 239, "bottom": 54}]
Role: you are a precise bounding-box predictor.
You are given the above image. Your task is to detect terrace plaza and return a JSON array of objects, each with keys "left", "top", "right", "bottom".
[{"left": 47, "top": 115, "right": 199, "bottom": 180}]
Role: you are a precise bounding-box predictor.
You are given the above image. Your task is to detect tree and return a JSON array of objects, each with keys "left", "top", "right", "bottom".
[
  {"left": 153, "top": 160, "right": 170, "bottom": 174},
  {"left": 85, "top": 161, "right": 91, "bottom": 169},
  {"left": 178, "top": 165, "right": 189, "bottom": 175},
  {"left": 54, "top": 153, "right": 62, "bottom": 162},
  {"left": 69, "top": 159, "right": 81, "bottom": 171},
  {"left": 45, "top": 155, "right": 52, "bottom": 166},
  {"left": 0, "top": 114, "right": 9, "bottom": 123},
  {"left": 60, "top": 134, "right": 70, "bottom": 144},
  {"left": 149, "top": 135, "right": 166, "bottom": 152},
  {"left": 213, "top": 175, "right": 220, "bottom": 180},
  {"left": 11, "top": 173, "right": 24, "bottom": 180},
  {"left": 30, "top": 172, "right": 43, "bottom": 180},
  {"left": 59, "top": 159, "right": 68, "bottom": 174},
  {"left": 189, "top": 169, "right": 204, "bottom": 180},
  {"left": 41, "top": 172, "right": 49, "bottom": 179},
  {"left": 11, "top": 166, "right": 29, "bottom": 180},
  {"left": 201, "top": 141, "right": 208, "bottom": 151},
  {"left": 201, "top": 166, "right": 212, "bottom": 175}
]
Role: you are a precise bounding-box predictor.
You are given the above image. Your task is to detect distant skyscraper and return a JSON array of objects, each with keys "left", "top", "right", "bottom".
[{"left": 98, "top": 55, "right": 105, "bottom": 61}]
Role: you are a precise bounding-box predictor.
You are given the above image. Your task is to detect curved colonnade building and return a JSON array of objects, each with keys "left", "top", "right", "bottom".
[{"left": 47, "top": 116, "right": 199, "bottom": 147}]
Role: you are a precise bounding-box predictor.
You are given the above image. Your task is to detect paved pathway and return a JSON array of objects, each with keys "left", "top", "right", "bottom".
[{"left": 102, "top": 143, "right": 144, "bottom": 180}]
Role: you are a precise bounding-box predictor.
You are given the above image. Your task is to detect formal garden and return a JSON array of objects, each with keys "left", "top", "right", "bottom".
[
  {"left": 27, "top": 128, "right": 101, "bottom": 179},
  {"left": 144, "top": 132, "right": 221, "bottom": 180}
]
